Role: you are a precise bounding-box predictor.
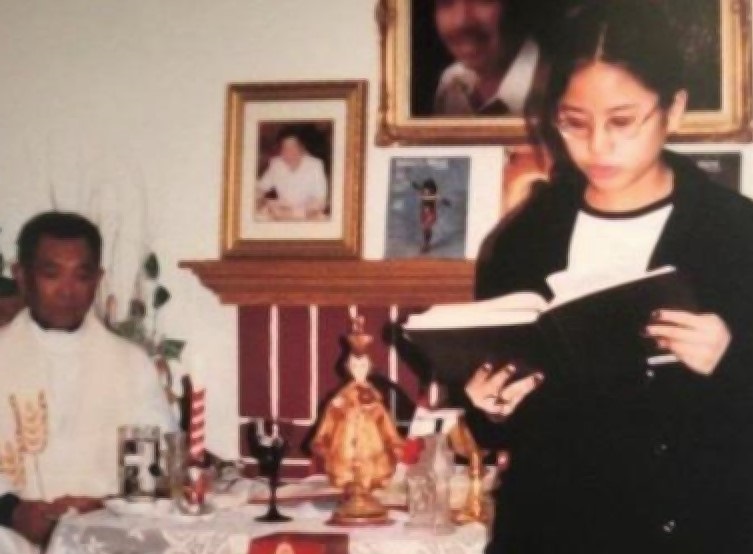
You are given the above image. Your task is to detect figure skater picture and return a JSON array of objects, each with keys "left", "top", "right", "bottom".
[
  {"left": 385, "top": 157, "right": 469, "bottom": 259},
  {"left": 413, "top": 178, "right": 451, "bottom": 253}
]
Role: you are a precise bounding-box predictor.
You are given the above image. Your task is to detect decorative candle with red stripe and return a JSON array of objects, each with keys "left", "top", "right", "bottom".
[{"left": 188, "top": 386, "right": 206, "bottom": 462}]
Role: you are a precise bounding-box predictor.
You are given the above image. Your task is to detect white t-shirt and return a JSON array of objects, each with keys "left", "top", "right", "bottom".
[{"left": 548, "top": 198, "right": 674, "bottom": 298}]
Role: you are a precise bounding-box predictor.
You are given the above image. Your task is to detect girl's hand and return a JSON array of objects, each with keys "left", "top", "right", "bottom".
[
  {"left": 465, "top": 363, "right": 545, "bottom": 419},
  {"left": 644, "top": 309, "right": 731, "bottom": 376}
]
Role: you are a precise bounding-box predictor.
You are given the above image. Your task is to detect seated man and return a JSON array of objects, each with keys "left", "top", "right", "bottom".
[{"left": 0, "top": 211, "right": 177, "bottom": 552}]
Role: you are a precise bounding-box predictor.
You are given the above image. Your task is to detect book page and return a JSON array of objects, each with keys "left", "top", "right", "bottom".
[
  {"left": 404, "top": 290, "right": 547, "bottom": 329},
  {"left": 408, "top": 407, "right": 464, "bottom": 437},
  {"left": 546, "top": 265, "right": 676, "bottom": 310}
]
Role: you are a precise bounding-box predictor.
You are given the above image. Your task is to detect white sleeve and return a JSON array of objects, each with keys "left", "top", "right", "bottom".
[
  {"left": 0, "top": 528, "right": 37, "bottom": 554},
  {"left": 131, "top": 350, "right": 179, "bottom": 434}
]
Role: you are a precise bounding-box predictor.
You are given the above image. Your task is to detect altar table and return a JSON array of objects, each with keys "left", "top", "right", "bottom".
[{"left": 46, "top": 502, "right": 488, "bottom": 554}]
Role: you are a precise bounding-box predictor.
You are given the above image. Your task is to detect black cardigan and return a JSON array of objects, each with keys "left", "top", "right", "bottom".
[{"left": 469, "top": 151, "right": 753, "bottom": 554}]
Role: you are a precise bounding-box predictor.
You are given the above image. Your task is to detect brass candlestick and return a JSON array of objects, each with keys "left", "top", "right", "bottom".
[{"left": 448, "top": 417, "right": 493, "bottom": 525}]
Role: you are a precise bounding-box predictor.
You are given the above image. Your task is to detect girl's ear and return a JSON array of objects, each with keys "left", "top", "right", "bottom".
[{"left": 666, "top": 89, "right": 688, "bottom": 134}]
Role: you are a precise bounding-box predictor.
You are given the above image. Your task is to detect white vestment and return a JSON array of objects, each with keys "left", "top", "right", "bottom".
[
  {"left": 0, "top": 309, "right": 176, "bottom": 552},
  {"left": 0, "top": 528, "right": 38, "bottom": 554}
]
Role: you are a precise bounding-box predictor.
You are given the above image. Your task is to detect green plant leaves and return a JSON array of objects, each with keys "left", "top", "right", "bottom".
[
  {"left": 129, "top": 298, "right": 147, "bottom": 319},
  {"left": 144, "top": 253, "right": 159, "bottom": 279},
  {"left": 153, "top": 286, "right": 171, "bottom": 309},
  {"left": 109, "top": 251, "right": 184, "bottom": 362},
  {"left": 111, "top": 319, "right": 146, "bottom": 344},
  {"left": 158, "top": 339, "right": 186, "bottom": 361}
]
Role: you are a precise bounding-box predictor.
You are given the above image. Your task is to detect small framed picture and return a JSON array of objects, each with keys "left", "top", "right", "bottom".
[
  {"left": 222, "top": 81, "right": 367, "bottom": 258},
  {"left": 683, "top": 151, "right": 742, "bottom": 192},
  {"left": 385, "top": 156, "right": 471, "bottom": 259}
]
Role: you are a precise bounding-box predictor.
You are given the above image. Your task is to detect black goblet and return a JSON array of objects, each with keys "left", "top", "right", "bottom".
[{"left": 247, "top": 418, "right": 291, "bottom": 522}]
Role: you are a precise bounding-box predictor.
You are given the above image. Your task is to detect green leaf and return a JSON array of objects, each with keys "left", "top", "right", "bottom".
[
  {"left": 0, "top": 252, "right": 4, "bottom": 275},
  {"left": 129, "top": 299, "right": 147, "bottom": 319},
  {"left": 111, "top": 319, "right": 145, "bottom": 342},
  {"left": 153, "top": 286, "right": 171, "bottom": 309},
  {"left": 158, "top": 339, "right": 186, "bottom": 360},
  {"left": 144, "top": 340, "right": 159, "bottom": 357},
  {"left": 144, "top": 253, "right": 159, "bottom": 279}
]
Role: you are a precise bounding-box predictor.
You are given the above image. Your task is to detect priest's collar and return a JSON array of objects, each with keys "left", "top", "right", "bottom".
[{"left": 27, "top": 309, "right": 93, "bottom": 351}]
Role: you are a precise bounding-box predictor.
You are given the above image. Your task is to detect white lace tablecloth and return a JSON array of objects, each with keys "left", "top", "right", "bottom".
[{"left": 46, "top": 501, "right": 488, "bottom": 554}]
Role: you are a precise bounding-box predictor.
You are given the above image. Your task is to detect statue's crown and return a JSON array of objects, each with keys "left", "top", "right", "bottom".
[{"left": 347, "top": 315, "right": 373, "bottom": 355}]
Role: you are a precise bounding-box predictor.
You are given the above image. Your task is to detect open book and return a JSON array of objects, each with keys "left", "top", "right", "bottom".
[{"left": 402, "top": 266, "right": 697, "bottom": 386}]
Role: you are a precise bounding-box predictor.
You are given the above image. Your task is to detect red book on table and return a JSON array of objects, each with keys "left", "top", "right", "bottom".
[{"left": 248, "top": 532, "right": 349, "bottom": 554}]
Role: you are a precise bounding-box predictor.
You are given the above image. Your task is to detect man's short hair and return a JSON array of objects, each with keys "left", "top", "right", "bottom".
[
  {"left": 17, "top": 211, "right": 102, "bottom": 268},
  {"left": 276, "top": 125, "right": 307, "bottom": 145}
]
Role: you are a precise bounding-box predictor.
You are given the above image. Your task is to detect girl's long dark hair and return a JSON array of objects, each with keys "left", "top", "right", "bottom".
[{"left": 527, "top": 0, "right": 687, "bottom": 182}]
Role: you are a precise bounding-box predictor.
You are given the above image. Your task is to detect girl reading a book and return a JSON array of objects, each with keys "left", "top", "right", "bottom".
[{"left": 463, "top": 2, "right": 753, "bottom": 553}]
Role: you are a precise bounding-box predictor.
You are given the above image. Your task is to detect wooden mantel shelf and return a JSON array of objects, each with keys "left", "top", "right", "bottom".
[{"left": 179, "top": 258, "right": 475, "bottom": 305}]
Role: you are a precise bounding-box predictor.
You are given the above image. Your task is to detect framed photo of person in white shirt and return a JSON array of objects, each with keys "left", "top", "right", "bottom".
[
  {"left": 254, "top": 122, "right": 332, "bottom": 223},
  {"left": 375, "top": 0, "right": 751, "bottom": 145},
  {"left": 222, "top": 81, "right": 366, "bottom": 259}
]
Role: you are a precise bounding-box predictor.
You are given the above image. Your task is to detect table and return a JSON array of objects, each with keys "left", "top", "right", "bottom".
[{"left": 46, "top": 501, "right": 488, "bottom": 554}]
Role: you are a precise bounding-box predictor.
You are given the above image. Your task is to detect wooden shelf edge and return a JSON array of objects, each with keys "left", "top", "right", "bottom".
[{"left": 179, "top": 258, "right": 475, "bottom": 305}]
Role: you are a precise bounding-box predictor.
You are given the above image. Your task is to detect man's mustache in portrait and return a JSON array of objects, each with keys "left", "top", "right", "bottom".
[{"left": 444, "top": 25, "right": 493, "bottom": 49}]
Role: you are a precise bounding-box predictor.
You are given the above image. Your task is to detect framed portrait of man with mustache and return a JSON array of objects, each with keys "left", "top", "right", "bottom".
[{"left": 375, "top": 0, "right": 751, "bottom": 146}]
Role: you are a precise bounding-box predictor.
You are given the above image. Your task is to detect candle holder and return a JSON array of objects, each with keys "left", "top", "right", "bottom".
[{"left": 247, "top": 418, "right": 291, "bottom": 523}]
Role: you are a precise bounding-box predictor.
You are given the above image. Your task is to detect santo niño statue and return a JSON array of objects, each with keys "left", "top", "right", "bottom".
[{"left": 311, "top": 315, "right": 403, "bottom": 525}]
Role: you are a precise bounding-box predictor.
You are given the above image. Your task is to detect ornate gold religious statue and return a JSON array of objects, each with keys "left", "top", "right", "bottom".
[{"left": 311, "top": 315, "right": 404, "bottom": 525}]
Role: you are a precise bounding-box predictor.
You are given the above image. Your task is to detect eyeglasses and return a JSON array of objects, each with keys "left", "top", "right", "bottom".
[{"left": 554, "top": 103, "right": 661, "bottom": 143}]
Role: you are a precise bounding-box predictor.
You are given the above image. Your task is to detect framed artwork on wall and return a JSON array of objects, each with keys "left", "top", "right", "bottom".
[
  {"left": 683, "top": 150, "right": 743, "bottom": 192},
  {"left": 222, "top": 80, "right": 367, "bottom": 258},
  {"left": 376, "top": 0, "right": 751, "bottom": 145},
  {"left": 385, "top": 156, "right": 471, "bottom": 259}
]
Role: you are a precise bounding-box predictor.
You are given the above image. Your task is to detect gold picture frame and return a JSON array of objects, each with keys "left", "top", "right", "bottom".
[
  {"left": 376, "top": 0, "right": 751, "bottom": 145},
  {"left": 222, "top": 80, "right": 367, "bottom": 259}
]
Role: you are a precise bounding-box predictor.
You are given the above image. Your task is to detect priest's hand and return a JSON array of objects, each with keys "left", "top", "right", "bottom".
[
  {"left": 52, "top": 495, "right": 103, "bottom": 514},
  {"left": 644, "top": 309, "right": 731, "bottom": 376},
  {"left": 11, "top": 499, "right": 66, "bottom": 546},
  {"left": 465, "top": 363, "right": 544, "bottom": 419}
]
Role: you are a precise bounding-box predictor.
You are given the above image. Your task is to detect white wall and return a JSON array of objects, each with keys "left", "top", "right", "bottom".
[{"left": 0, "top": 0, "right": 750, "bottom": 458}]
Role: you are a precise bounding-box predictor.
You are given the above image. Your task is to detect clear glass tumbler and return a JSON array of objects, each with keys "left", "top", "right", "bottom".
[{"left": 117, "top": 425, "right": 161, "bottom": 502}]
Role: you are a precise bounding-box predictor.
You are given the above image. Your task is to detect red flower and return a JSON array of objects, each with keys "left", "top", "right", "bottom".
[{"left": 401, "top": 437, "right": 425, "bottom": 465}]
